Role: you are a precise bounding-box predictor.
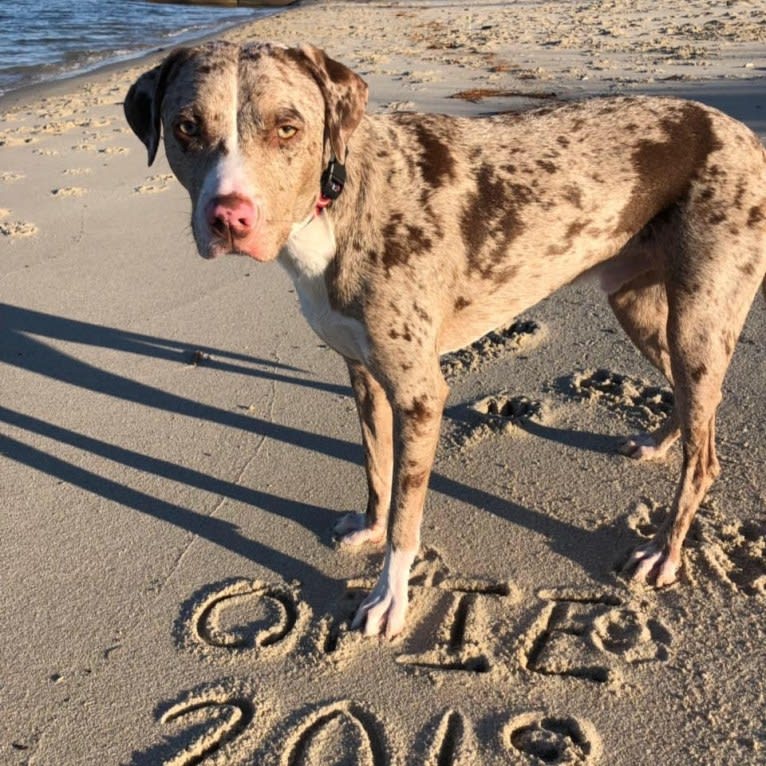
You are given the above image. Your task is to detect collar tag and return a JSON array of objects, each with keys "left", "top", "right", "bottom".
[{"left": 319, "top": 156, "right": 346, "bottom": 205}]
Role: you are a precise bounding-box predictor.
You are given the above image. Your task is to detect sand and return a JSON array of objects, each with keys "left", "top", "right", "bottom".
[{"left": 1, "top": 1, "right": 764, "bottom": 764}]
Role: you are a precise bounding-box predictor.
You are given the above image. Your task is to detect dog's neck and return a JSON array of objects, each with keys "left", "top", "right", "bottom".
[
  {"left": 279, "top": 115, "right": 411, "bottom": 324},
  {"left": 279, "top": 207, "right": 337, "bottom": 282},
  {"left": 276, "top": 152, "right": 370, "bottom": 362}
]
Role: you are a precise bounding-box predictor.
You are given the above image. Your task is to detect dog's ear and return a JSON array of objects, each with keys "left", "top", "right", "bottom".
[
  {"left": 291, "top": 44, "right": 368, "bottom": 160},
  {"left": 124, "top": 48, "right": 191, "bottom": 165}
]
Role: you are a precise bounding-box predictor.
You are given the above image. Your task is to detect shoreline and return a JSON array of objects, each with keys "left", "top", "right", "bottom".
[
  {"left": 1, "top": 2, "right": 764, "bottom": 764},
  {"left": 0, "top": 6, "right": 288, "bottom": 111},
  {"left": 3, "top": 0, "right": 764, "bottom": 121}
]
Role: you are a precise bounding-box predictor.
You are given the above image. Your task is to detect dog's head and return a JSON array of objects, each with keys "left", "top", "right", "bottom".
[{"left": 124, "top": 41, "right": 368, "bottom": 262}]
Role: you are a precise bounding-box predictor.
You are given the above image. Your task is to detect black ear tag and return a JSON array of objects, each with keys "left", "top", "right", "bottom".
[{"left": 320, "top": 156, "right": 347, "bottom": 202}]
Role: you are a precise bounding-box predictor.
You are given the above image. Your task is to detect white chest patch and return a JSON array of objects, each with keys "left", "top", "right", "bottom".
[{"left": 279, "top": 213, "right": 370, "bottom": 363}]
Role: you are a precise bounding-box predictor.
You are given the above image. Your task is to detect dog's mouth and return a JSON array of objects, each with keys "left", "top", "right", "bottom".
[
  {"left": 202, "top": 240, "right": 273, "bottom": 262},
  {"left": 198, "top": 226, "right": 280, "bottom": 262}
]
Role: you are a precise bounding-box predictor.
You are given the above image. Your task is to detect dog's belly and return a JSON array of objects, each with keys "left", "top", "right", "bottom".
[{"left": 439, "top": 235, "right": 627, "bottom": 354}]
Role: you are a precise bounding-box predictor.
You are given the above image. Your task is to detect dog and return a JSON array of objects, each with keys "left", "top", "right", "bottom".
[{"left": 125, "top": 41, "right": 766, "bottom": 638}]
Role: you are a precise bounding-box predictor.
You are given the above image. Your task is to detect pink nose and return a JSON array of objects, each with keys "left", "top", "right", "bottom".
[{"left": 206, "top": 194, "right": 257, "bottom": 240}]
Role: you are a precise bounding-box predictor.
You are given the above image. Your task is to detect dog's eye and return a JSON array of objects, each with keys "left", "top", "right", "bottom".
[
  {"left": 277, "top": 124, "right": 298, "bottom": 140},
  {"left": 174, "top": 118, "right": 200, "bottom": 139}
]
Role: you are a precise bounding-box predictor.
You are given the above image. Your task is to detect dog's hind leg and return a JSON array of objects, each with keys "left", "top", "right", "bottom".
[
  {"left": 624, "top": 210, "right": 766, "bottom": 586},
  {"left": 608, "top": 269, "right": 681, "bottom": 461},
  {"left": 334, "top": 360, "right": 393, "bottom": 547},
  {"left": 625, "top": 310, "right": 727, "bottom": 586}
]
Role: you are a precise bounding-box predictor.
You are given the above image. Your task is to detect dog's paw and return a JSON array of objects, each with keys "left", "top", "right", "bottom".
[
  {"left": 352, "top": 586, "right": 408, "bottom": 639},
  {"left": 619, "top": 434, "right": 662, "bottom": 461},
  {"left": 618, "top": 433, "right": 673, "bottom": 462},
  {"left": 618, "top": 419, "right": 680, "bottom": 462},
  {"left": 351, "top": 546, "right": 415, "bottom": 639},
  {"left": 333, "top": 512, "right": 386, "bottom": 548},
  {"left": 622, "top": 540, "right": 680, "bottom": 588}
]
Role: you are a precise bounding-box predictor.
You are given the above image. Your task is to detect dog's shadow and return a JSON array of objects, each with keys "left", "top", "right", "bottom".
[{"left": 2, "top": 301, "right": 636, "bottom": 592}]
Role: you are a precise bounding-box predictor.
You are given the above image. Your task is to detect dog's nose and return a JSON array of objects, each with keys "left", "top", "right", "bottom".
[{"left": 206, "top": 194, "right": 257, "bottom": 240}]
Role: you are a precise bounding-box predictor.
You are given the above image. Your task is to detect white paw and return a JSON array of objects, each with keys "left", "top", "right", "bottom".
[
  {"left": 334, "top": 512, "right": 385, "bottom": 548},
  {"left": 351, "top": 546, "right": 416, "bottom": 639},
  {"left": 352, "top": 587, "right": 408, "bottom": 638},
  {"left": 624, "top": 541, "right": 679, "bottom": 587},
  {"left": 619, "top": 435, "right": 663, "bottom": 462}
]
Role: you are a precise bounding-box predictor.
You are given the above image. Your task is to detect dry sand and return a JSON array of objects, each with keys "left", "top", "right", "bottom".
[{"left": 1, "top": 1, "right": 765, "bottom": 764}]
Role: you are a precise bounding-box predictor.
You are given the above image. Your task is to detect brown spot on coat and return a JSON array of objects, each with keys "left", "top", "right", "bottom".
[
  {"left": 617, "top": 103, "right": 721, "bottom": 237},
  {"left": 536, "top": 159, "right": 557, "bottom": 174},
  {"left": 381, "top": 218, "right": 433, "bottom": 273},
  {"left": 412, "top": 120, "right": 457, "bottom": 188},
  {"left": 733, "top": 182, "right": 746, "bottom": 209},
  {"left": 405, "top": 395, "right": 433, "bottom": 425},
  {"left": 401, "top": 472, "right": 427, "bottom": 492},
  {"left": 691, "top": 364, "right": 707, "bottom": 383},
  {"left": 461, "top": 163, "right": 532, "bottom": 282},
  {"left": 454, "top": 296, "right": 472, "bottom": 311},
  {"left": 389, "top": 325, "right": 414, "bottom": 342},
  {"left": 747, "top": 205, "right": 764, "bottom": 227},
  {"left": 739, "top": 261, "right": 756, "bottom": 277},
  {"left": 546, "top": 219, "right": 590, "bottom": 256},
  {"left": 562, "top": 185, "right": 583, "bottom": 208},
  {"left": 413, "top": 303, "right": 431, "bottom": 323},
  {"left": 708, "top": 211, "right": 727, "bottom": 225}
]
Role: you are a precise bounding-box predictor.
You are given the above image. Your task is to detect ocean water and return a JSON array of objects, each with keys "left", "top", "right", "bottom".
[{"left": 0, "top": 0, "right": 279, "bottom": 97}]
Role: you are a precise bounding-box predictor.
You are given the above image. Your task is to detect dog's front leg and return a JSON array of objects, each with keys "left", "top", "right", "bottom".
[
  {"left": 334, "top": 360, "right": 393, "bottom": 546},
  {"left": 352, "top": 362, "right": 449, "bottom": 638}
]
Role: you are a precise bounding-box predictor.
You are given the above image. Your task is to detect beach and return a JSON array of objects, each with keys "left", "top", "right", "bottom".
[{"left": 1, "top": 1, "right": 765, "bottom": 763}]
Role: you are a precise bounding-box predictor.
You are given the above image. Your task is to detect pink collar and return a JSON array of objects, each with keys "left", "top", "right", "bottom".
[{"left": 315, "top": 194, "right": 333, "bottom": 217}]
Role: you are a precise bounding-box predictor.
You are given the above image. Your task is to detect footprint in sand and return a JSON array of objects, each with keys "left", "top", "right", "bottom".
[
  {"left": 561, "top": 368, "right": 673, "bottom": 431},
  {"left": 383, "top": 100, "right": 416, "bottom": 112},
  {"left": 99, "top": 146, "right": 130, "bottom": 155},
  {"left": 0, "top": 171, "right": 24, "bottom": 183},
  {"left": 629, "top": 500, "right": 766, "bottom": 597},
  {"left": 504, "top": 712, "right": 602, "bottom": 765},
  {"left": 0, "top": 129, "right": 37, "bottom": 147},
  {"left": 441, "top": 318, "right": 544, "bottom": 381},
  {"left": 471, "top": 393, "right": 546, "bottom": 425},
  {"left": 62, "top": 167, "right": 92, "bottom": 176},
  {"left": 134, "top": 174, "right": 174, "bottom": 194},
  {"left": 80, "top": 117, "right": 112, "bottom": 129},
  {"left": 51, "top": 186, "right": 86, "bottom": 197},
  {"left": 38, "top": 119, "right": 80, "bottom": 135},
  {"left": 445, "top": 391, "right": 549, "bottom": 451},
  {"left": 0, "top": 220, "right": 38, "bottom": 238}
]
